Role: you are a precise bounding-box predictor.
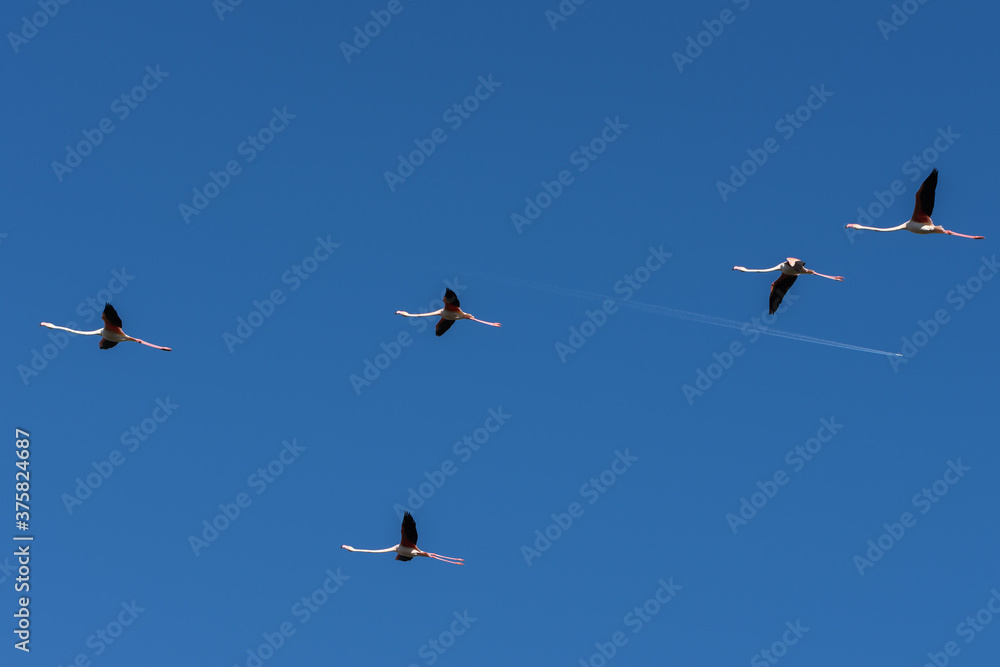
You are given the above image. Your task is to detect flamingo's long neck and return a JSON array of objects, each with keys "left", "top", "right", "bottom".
[
  {"left": 737, "top": 265, "right": 784, "bottom": 274},
  {"left": 852, "top": 223, "right": 907, "bottom": 232},
  {"left": 341, "top": 545, "right": 397, "bottom": 554},
  {"left": 396, "top": 310, "right": 442, "bottom": 318},
  {"left": 39, "top": 323, "right": 102, "bottom": 336}
]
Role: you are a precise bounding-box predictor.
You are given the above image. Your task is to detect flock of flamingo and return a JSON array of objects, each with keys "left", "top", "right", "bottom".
[
  {"left": 734, "top": 169, "right": 983, "bottom": 315},
  {"left": 38, "top": 169, "right": 984, "bottom": 565}
]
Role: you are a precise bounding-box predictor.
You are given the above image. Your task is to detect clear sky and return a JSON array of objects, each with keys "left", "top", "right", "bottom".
[{"left": 5, "top": 1, "right": 1000, "bottom": 665}]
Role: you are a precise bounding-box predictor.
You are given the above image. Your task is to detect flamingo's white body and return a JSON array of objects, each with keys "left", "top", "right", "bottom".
[
  {"left": 733, "top": 258, "right": 844, "bottom": 315},
  {"left": 846, "top": 169, "right": 984, "bottom": 239},
  {"left": 341, "top": 512, "right": 464, "bottom": 565},
  {"left": 396, "top": 288, "right": 501, "bottom": 336},
  {"left": 39, "top": 303, "right": 172, "bottom": 351}
]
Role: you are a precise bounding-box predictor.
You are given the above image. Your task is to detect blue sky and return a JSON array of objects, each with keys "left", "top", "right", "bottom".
[{"left": 4, "top": 1, "right": 1000, "bottom": 665}]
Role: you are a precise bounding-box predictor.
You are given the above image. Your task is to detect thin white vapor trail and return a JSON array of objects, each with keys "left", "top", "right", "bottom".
[{"left": 485, "top": 275, "right": 901, "bottom": 358}]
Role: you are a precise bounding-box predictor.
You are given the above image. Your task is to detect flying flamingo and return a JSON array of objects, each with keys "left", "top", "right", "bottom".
[
  {"left": 39, "top": 303, "right": 172, "bottom": 351},
  {"left": 396, "top": 288, "right": 501, "bottom": 336},
  {"left": 845, "top": 169, "right": 984, "bottom": 239},
  {"left": 733, "top": 258, "right": 844, "bottom": 315},
  {"left": 341, "top": 512, "right": 464, "bottom": 565}
]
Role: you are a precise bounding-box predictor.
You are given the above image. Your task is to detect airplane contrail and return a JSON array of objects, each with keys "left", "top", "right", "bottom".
[{"left": 482, "top": 274, "right": 902, "bottom": 358}]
